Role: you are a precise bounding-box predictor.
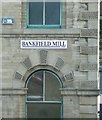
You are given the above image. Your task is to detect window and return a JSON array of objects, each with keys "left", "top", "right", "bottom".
[
  {"left": 101, "top": 20, "right": 102, "bottom": 31},
  {"left": 27, "top": 0, "right": 61, "bottom": 28},
  {"left": 25, "top": 70, "right": 63, "bottom": 118},
  {"left": 100, "top": 1, "right": 102, "bottom": 16}
]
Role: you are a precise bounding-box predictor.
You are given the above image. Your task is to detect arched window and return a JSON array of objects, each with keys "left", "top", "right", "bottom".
[{"left": 25, "top": 70, "right": 63, "bottom": 118}]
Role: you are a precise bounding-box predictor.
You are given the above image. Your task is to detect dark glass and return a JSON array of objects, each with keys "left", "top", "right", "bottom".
[
  {"left": 29, "top": 2, "right": 43, "bottom": 25},
  {"left": 45, "top": 2, "right": 60, "bottom": 25},
  {"left": 100, "top": 20, "right": 102, "bottom": 31},
  {"left": 27, "top": 71, "right": 43, "bottom": 96},
  {"left": 45, "top": 71, "right": 61, "bottom": 101},
  {"left": 27, "top": 103, "right": 61, "bottom": 118},
  {"left": 100, "top": 2, "right": 102, "bottom": 16}
]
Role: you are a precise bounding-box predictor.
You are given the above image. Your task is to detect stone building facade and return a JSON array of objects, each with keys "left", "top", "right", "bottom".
[{"left": 0, "top": 0, "right": 100, "bottom": 119}]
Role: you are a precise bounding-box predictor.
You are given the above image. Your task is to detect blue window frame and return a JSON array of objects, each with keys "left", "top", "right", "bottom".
[{"left": 26, "top": 0, "right": 61, "bottom": 28}]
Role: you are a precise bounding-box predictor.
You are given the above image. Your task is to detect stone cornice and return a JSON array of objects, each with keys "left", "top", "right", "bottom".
[
  {"left": 1, "top": 88, "right": 28, "bottom": 95},
  {"left": 60, "top": 88, "right": 100, "bottom": 96}
]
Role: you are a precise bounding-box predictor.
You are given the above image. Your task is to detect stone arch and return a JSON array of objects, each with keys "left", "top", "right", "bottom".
[
  {"left": 14, "top": 64, "right": 65, "bottom": 87},
  {"left": 23, "top": 65, "right": 65, "bottom": 87},
  {"left": 13, "top": 50, "right": 75, "bottom": 88}
]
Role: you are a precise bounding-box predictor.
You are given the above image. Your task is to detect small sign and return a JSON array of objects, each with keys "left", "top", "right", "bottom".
[
  {"left": 21, "top": 40, "right": 67, "bottom": 49},
  {"left": 2, "top": 18, "right": 14, "bottom": 24}
]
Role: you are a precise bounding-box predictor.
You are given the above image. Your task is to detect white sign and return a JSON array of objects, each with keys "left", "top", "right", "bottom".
[
  {"left": 2, "top": 18, "right": 14, "bottom": 24},
  {"left": 21, "top": 40, "right": 67, "bottom": 49}
]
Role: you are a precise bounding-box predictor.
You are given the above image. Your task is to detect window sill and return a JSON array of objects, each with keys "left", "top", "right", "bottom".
[{"left": 23, "top": 28, "right": 80, "bottom": 35}]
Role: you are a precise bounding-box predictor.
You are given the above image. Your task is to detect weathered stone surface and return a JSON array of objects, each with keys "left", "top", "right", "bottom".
[
  {"left": 80, "top": 63, "right": 97, "bottom": 71},
  {"left": 1, "top": 1, "right": 99, "bottom": 119},
  {"left": 79, "top": 81, "right": 97, "bottom": 89},
  {"left": 79, "top": 12, "right": 98, "bottom": 20},
  {"left": 81, "top": 29, "right": 98, "bottom": 37},
  {"left": 80, "top": 46, "right": 97, "bottom": 55}
]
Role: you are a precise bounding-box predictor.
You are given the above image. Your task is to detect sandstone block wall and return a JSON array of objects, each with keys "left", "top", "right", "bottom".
[{"left": 0, "top": 0, "right": 99, "bottom": 118}]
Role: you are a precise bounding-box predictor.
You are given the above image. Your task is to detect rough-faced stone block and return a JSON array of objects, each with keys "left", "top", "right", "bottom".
[
  {"left": 79, "top": 12, "right": 98, "bottom": 20},
  {"left": 81, "top": 29, "right": 97, "bottom": 37},
  {"left": 39, "top": 50, "right": 48, "bottom": 64},
  {"left": 80, "top": 63, "right": 97, "bottom": 71},
  {"left": 80, "top": 63, "right": 88, "bottom": 71},
  {"left": 80, "top": 46, "right": 97, "bottom": 55},
  {"left": 88, "top": 63, "right": 97, "bottom": 71},
  {"left": 80, "top": 81, "right": 97, "bottom": 89}
]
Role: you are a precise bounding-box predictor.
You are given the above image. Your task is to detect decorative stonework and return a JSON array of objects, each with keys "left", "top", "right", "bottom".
[
  {"left": 81, "top": 29, "right": 97, "bottom": 37},
  {"left": 14, "top": 72, "right": 22, "bottom": 80},
  {"left": 22, "top": 57, "right": 32, "bottom": 69},
  {"left": 39, "top": 50, "right": 48, "bottom": 64},
  {"left": 80, "top": 46, "right": 97, "bottom": 55},
  {"left": 55, "top": 57, "right": 64, "bottom": 70},
  {"left": 65, "top": 71, "right": 74, "bottom": 81}
]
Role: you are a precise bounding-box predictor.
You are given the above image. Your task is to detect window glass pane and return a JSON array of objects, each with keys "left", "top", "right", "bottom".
[
  {"left": 45, "top": 2, "right": 60, "bottom": 25},
  {"left": 29, "top": 2, "right": 43, "bottom": 25},
  {"left": 45, "top": 71, "right": 61, "bottom": 101},
  {"left": 27, "top": 71, "right": 43, "bottom": 96},
  {"left": 101, "top": 2, "right": 102, "bottom": 16},
  {"left": 27, "top": 103, "right": 61, "bottom": 118},
  {"left": 100, "top": 20, "right": 102, "bottom": 31}
]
